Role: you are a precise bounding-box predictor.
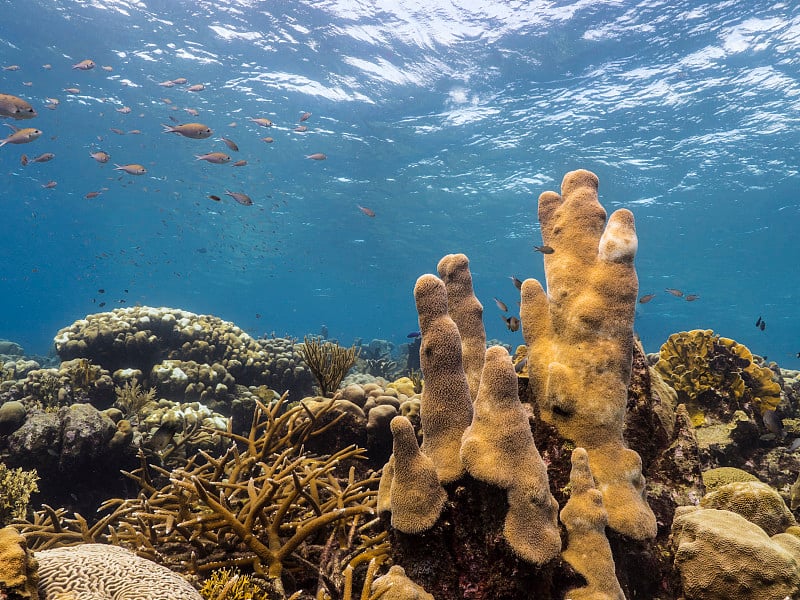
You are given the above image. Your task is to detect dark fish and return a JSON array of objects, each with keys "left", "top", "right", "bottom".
[
  {"left": 755, "top": 316, "right": 762, "bottom": 328},
  {"left": 98, "top": 302, "right": 106, "bottom": 307},
  {"left": 208, "top": 195, "right": 221, "bottom": 202},
  {"left": 225, "top": 190, "right": 253, "bottom": 206},
  {"left": 514, "top": 357, "right": 528, "bottom": 374},
  {"left": 407, "top": 331, "right": 421, "bottom": 338},
  {"left": 789, "top": 437, "right": 800, "bottom": 452},
  {"left": 255, "top": 313, "right": 261, "bottom": 319},
  {"left": 494, "top": 297, "right": 508, "bottom": 312},
  {"left": 762, "top": 410, "right": 784, "bottom": 438},
  {"left": 147, "top": 423, "right": 176, "bottom": 452},
  {"left": 685, "top": 294, "right": 700, "bottom": 302},
  {"left": 20, "top": 154, "right": 28, "bottom": 166},
  {"left": 638, "top": 293, "right": 656, "bottom": 304},
  {"left": 510, "top": 276, "right": 523, "bottom": 291},
  {"left": 665, "top": 288, "right": 683, "bottom": 297},
  {"left": 357, "top": 205, "right": 375, "bottom": 217},
  {"left": 502, "top": 315, "right": 520, "bottom": 332},
  {"left": 533, "top": 245, "right": 554, "bottom": 254},
  {"left": 98, "top": 289, "right": 105, "bottom": 293},
  {"left": 299, "top": 112, "right": 311, "bottom": 122},
  {"left": 219, "top": 137, "right": 239, "bottom": 152},
  {"left": 760, "top": 320, "right": 766, "bottom": 331}
]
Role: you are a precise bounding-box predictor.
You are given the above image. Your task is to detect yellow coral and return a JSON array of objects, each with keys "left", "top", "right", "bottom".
[
  {"left": 199, "top": 567, "right": 272, "bottom": 600},
  {"left": 655, "top": 329, "right": 782, "bottom": 416},
  {"left": 387, "top": 376, "right": 417, "bottom": 398},
  {"left": 702, "top": 466, "right": 760, "bottom": 492},
  {"left": 701, "top": 480, "right": 796, "bottom": 536}
]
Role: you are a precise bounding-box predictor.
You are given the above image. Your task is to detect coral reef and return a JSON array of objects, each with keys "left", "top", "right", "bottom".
[
  {"left": 300, "top": 336, "right": 359, "bottom": 397},
  {"left": 520, "top": 169, "right": 656, "bottom": 541}
]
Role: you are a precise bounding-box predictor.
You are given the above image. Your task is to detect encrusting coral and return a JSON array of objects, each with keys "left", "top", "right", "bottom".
[
  {"left": 520, "top": 168, "right": 656, "bottom": 541},
  {"left": 559, "top": 448, "right": 625, "bottom": 600}
]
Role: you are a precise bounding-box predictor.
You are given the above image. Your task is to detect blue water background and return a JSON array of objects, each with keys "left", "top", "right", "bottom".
[{"left": 0, "top": 0, "right": 798, "bottom": 367}]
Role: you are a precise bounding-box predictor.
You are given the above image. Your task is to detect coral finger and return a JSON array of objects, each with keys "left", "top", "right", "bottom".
[
  {"left": 520, "top": 278, "right": 550, "bottom": 349},
  {"left": 599, "top": 208, "right": 638, "bottom": 264}
]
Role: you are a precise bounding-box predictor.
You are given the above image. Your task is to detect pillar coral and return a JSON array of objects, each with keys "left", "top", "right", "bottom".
[
  {"left": 520, "top": 169, "right": 657, "bottom": 540},
  {"left": 460, "top": 345, "right": 561, "bottom": 565},
  {"left": 560, "top": 448, "right": 625, "bottom": 600},
  {"left": 414, "top": 274, "right": 473, "bottom": 484},
  {"left": 436, "top": 253, "right": 486, "bottom": 400}
]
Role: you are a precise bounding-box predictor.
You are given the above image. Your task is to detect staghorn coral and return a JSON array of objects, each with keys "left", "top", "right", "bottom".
[
  {"left": 520, "top": 169, "right": 656, "bottom": 541},
  {"left": 300, "top": 336, "right": 359, "bottom": 397},
  {"left": 560, "top": 448, "right": 624, "bottom": 600},
  {"left": 655, "top": 329, "right": 782, "bottom": 422},
  {"left": 36, "top": 543, "right": 202, "bottom": 600},
  {"left": 19, "top": 395, "right": 378, "bottom": 598}
]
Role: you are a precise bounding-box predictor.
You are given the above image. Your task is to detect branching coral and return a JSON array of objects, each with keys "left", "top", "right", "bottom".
[
  {"left": 19, "top": 396, "right": 379, "bottom": 597},
  {"left": 114, "top": 380, "right": 157, "bottom": 420},
  {"left": 0, "top": 464, "right": 38, "bottom": 527},
  {"left": 301, "top": 336, "right": 360, "bottom": 397}
]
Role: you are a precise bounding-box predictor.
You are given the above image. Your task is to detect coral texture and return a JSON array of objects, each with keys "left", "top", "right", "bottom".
[
  {"left": 670, "top": 506, "right": 800, "bottom": 599},
  {"left": 520, "top": 169, "right": 656, "bottom": 540},
  {"left": 700, "top": 480, "right": 796, "bottom": 536},
  {"left": 0, "top": 526, "right": 38, "bottom": 600},
  {"left": 36, "top": 543, "right": 202, "bottom": 599},
  {"left": 436, "top": 254, "right": 485, "bottom": 400},
  {"left": 370, "top": 565, "right": 434, "bottom": 599},
  {"left": 414, "top": 274, "right": 473, "bottom": 484},
  {"left": 460, "top": 345, "right": 560, "bottom": 564},
  {"left": 560, "top": 448, "right": 625, "bottom": 600}
]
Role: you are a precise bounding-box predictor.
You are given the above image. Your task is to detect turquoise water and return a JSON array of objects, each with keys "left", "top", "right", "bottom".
[{"left": 0, "top": 0, "right": 798, "bottom": 366}]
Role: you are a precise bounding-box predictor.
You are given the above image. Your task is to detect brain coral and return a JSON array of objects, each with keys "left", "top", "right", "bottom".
[
  {"left": 36, "top": 543, "right": 202, "bottom": 600},
  {"left": 700, "top": 480, "right": 796, "bottom": 536},
  {"left": 655, "top": 329, "right": 782, "bottom": 420},
  {"left": 701, "top": 466, "right": 760, "bottom": 493}
]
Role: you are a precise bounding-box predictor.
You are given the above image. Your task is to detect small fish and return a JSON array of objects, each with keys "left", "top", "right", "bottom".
[
  {"left": 294, "top": 125, "right": 308, "bottom": 132},
  {"left": 638, "top": 293, "right": 656, "bottom": 304},
  {"left": 147, "top": 423, "right": 176, "bottom": 452},
  {"left": 42, "top": 180, "right": 57, "bottom": 188},
  {"left": 208, "top": 195, "right": 221, "bottom": 201},
  {"left": 760, "top": 320, "right": 766, "bottom": 331},
  {"left": 762, "top": 410, "right": 784, "bottom": 438},
  {"left": 665, "top": 288, "right": 683, "bottom": 297},
  {"left": 114, "top": 163, "right": 147, "bottom": 175},
  {"left": 158, "top": 80, "right": 175, "bottom": 87},
  {"left": 185, "top": 108, "right": 199, "bottom": 116},
  {"left": 172, "top": 77, "right": 188, "bottom": 85},
  {"left": 98, "top": 289, "right": 105, "bottom": 294},
  {"left": 2, "top": 65, "right": 21, "bottom": 71},
  {"left": 90, "top": 151, "right": 110, "bottom": 163},
  {"left": 110, "top": 128, "right": 126, "bottom": 135},
  {"left": 187, "top": 83, "right": 205, "bottom": 92},
  {"left": 0, "top": 93, "right": 37, "bottom": 119},
  {"left": 20, "top": 154, "right": 28, "bottom": 166},
  {"left": 789, "top": 437, "right": 800, "bottom": 452},
  {"left": 30, "top": 152, "right": 55, "bottom": 163},
  {"left": 225, "top": 190, "right": 253, "bottom": 206},
  {"left": 533, "top": 245, "right": 554, "bottom": 254},
  {"left": 101, "top": 65, "right": 113, "bottom": 72},
  {"left": 84, "top": 191, "right": 102, "bottom": 199},
  {"left": 510, "top": 276, "right": 523, "bottom": 291},
  {"left": 261, "top": 137, "right": 274, "bottom": 143},
  {"left": 250, "top": 117, "right": 273, "bottom": 127},
  {"left": 755, "top": 316, "right": 762, "bottom": 328},
  {"left": 0, "top": 124, "right": 42, "bottom": 147},
  {"left": 357, "top": 205, "right": 375, "bottom": 217},
  {"left": 63, "top": 87, "right": 80, "bottom": 94},
  {"left": 116, "top": 106, "right": 132, "bottom": 114},
  {"left": 407, "top": 331, "right": 422, "bottom": 338},
  {"left": 494, "top": 297, "right": 508, "bottom": 312},
  {"left": 128, "top": 129, "right": 142, "bottom": 135},
  {"left": 42, "top": 64, "right": 52, "bottom": 70},
  {"left": 232, "top": 160, "right": 247, "bottom": 167},
  {"left": 299, "top": 111, "right": 312, "bottom": 122},
  {"left": 219, "top": 137, "right": 239, "bottom": 152},
  {"left": 195, "top": 152, "right": 231, "bottom": 164},
  {"left": 98, "top": 301, "right": 106, "bottom": 307},
  {"left": 306, "top": 152, "right": 326, "bottom": 160},
  {"left": 685, "top": 294, "right": 700, "bottom": 302},
  {"left": 72, "top": 59, "right": 95, "bottom": 70},
  {"left": 514, "top": 357, "right": 528, "bottom": 374},
  {"left": 502, "top": 315, "right": 520, "bottom": 332},
  {"left": 162, "top": 123, "right": 213, "bottom": 139}
]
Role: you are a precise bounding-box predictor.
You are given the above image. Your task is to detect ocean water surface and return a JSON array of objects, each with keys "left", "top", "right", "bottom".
[{"left": 0, "top": 0, "right": 798, "bottom": 367}]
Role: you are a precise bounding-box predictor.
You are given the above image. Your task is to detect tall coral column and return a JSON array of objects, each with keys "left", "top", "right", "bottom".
[{"left": 520, "top": 169, "right": 657, "bottom": 540}]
